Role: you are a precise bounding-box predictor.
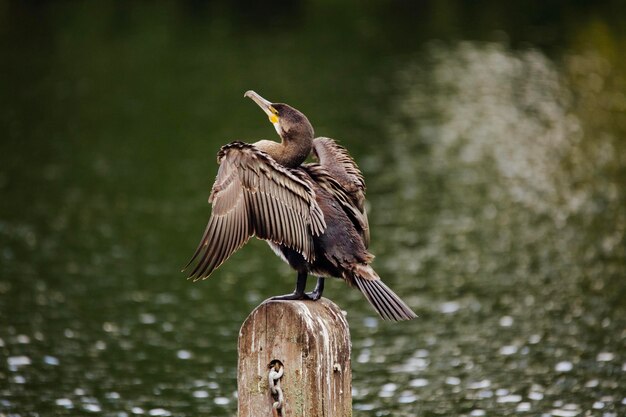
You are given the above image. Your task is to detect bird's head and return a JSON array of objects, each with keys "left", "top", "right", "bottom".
[{"left": 244, "top": 90, "right": 314, "bottom": 143}]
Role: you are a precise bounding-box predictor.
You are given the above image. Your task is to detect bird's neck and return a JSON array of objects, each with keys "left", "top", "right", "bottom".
[{"left": 254, "top": 136, "right": 312, "bottom": 168}]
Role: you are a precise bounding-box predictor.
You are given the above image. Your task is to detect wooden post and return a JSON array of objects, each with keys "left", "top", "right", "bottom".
[{"left": 238, "top": 298, "right": 352, "bottom": 417}]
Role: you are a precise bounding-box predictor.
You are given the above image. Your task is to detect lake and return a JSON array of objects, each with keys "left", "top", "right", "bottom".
[{"left": 1, "top": 1, "right": 624, "bottom": 416}]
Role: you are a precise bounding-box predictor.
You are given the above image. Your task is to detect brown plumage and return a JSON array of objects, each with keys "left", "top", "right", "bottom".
[{"left": 184, "top": 91, "right": 416, "bottom": 321}]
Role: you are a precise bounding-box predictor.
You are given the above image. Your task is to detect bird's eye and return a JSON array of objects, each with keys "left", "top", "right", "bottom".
[{"left": 269, "top": 106, "right": 278, "bottom": 115}]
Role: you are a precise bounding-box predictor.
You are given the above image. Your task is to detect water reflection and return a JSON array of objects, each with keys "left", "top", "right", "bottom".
[{"left": 350, "top": 41, "right": 625, "bottom": 415}]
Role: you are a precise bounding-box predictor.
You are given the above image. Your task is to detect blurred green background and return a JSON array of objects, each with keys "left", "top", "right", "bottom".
[{"left": 1, "top": 1, "right": 625, "bottom": 416}]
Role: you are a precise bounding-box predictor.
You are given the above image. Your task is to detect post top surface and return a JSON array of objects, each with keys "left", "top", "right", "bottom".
[{"left": 240, "top": 297, "right": 350, "bottom": 339}]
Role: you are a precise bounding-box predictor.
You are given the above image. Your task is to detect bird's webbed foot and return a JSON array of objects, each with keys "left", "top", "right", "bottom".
[
  {"left": 305, "top": 277, "right": 325, "bottom": 301},
  {"left": 270, "top": 292, "right": 312, "bottom": 301},
  {"left": 270, "top": 271, "right": 313, "bottom": 301}
]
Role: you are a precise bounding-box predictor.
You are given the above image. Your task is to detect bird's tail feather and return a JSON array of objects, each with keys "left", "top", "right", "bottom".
[{"left": 351, "top": 265, "right": 417, "bottom": 321}]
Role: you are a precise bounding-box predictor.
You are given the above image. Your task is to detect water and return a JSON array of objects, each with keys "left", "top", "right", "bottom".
[{"left": 1, "top": 2, "right": 625, "bottom": 416}]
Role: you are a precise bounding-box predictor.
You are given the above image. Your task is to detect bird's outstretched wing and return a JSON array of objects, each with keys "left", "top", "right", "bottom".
[
  {"left": 184, "top": 141, "right": 326, "bottom": 281},
  {"left": 310, "top": 137, "right": 370, "bottom": 247}
]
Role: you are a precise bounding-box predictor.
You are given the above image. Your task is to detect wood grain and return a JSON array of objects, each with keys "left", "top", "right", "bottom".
[{"left": 238, "top": 298, "right": 352, "bottom": 417}]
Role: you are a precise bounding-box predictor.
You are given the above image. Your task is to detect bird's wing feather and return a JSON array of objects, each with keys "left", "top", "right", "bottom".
[
  {"left": 303, "top": 164, "right": 371, "bottom": 249},
  {"left": 312, "top": 137, "right": 365, "bottom": 204},
  {"left": 310, "top": 137, "right": 370, "bottom": 247},
  {"left": 184, "top": 141, "right": 326, "bottom": 280}
]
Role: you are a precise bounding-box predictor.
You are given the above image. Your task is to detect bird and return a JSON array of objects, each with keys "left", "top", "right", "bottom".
[{"left": 183, "top": 91, "right": 416, "bottom": 321}]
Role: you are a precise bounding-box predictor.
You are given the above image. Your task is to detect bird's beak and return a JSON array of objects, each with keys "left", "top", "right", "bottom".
[{"left": 244, "top": 90, "right": 279, "bottom": 124}]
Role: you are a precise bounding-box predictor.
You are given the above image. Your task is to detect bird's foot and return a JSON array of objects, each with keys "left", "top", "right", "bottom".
[
  {"left": 271, "top": 274, "right": 324, "bottom": 301},
  {"left": 304, "top": 290, "right": 322, "bottom": 301},
  {"left": 305, "top": 278, "right": 325, "bottom": 301},
  {"left": 270, "top": 292, "right": 312, "bottom": 301}
]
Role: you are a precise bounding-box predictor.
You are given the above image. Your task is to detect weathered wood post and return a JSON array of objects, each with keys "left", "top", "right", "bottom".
[{"left": 238, "top": 298, "right": 352, "bottom": 417}]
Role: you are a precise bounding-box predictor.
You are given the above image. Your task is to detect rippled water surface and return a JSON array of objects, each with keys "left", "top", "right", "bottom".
[{"left": 1, "top": 2, "right": 625, "bottom": 416}]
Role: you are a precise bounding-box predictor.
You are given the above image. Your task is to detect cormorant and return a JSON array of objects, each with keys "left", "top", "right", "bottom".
[{"left": 184, "top": 91, "right": 416, "bottom": 321}]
